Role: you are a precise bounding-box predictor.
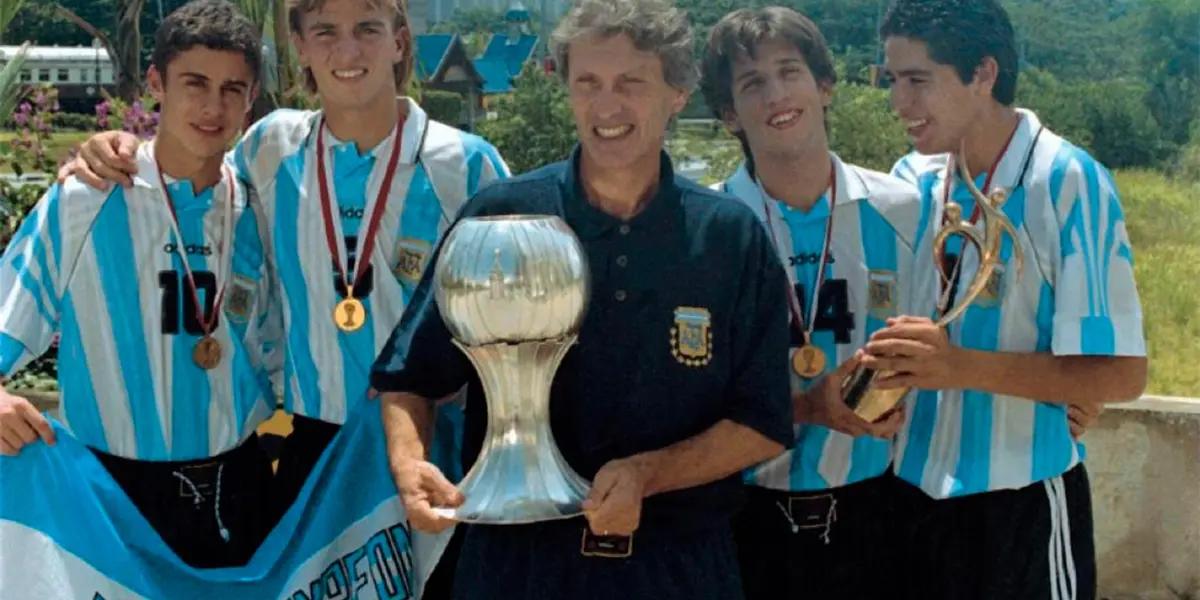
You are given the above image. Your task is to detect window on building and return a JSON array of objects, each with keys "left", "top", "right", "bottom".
[
  {"left": 57, "top": 69, "right": 69, "bottom": 82},
  {"left": 79, "top": 69, "right": 89, "bottom": 82},
  {"left": 38, "top": 69, "right": 50, "bottom": 82},
  {"left": 20, "top": 70, "right": 31, "bottom": 82}
]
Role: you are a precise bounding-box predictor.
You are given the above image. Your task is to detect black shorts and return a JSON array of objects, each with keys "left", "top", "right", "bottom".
[
  {"left": 91, "top": 434, "right": 274, "bottom": 568},
  {"left": 893, "top": 464, "right": 1096, "bottom": 600},
  {"left": 733, "top": 473, "right": 904, "bottom": 599},
  {"left": 272, "top": 414, "right": 341, "bottom": 520},
  {"left": 453, "top": 517, "right": 743, "bottom": 600}
]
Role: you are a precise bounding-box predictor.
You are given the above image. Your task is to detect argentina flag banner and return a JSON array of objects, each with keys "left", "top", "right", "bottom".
[{"left": 0, "top": 400, "right": 452, "bottom": 599}]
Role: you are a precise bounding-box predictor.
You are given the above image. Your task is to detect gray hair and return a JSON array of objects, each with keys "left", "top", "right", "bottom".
[{"left": 550, "top": 0, "right": 698, "bottom": 92}]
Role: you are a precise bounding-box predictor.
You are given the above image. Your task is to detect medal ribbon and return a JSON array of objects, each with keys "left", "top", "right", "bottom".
[
  {"left": 316, "top": 112, "right": 404, "bottom": 299},
  {"left": 759, "top": 159, "right": 837, "bottom": 347},
  {"left": 156, "top": 153, "right": 235, "bottom": 338}
]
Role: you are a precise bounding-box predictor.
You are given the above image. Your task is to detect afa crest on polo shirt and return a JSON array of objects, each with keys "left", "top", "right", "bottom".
[{"left": 671, "top": 306, "right": 713, "bottom": 367}]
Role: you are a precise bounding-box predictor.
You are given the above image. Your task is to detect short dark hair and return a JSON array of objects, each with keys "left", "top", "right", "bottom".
[
  {"left": 701, "top": 7, "right": 836, "bottom": 122},
  {"left": 152, "top": 0, "right": 262, "bottom": 84},
  {"left": 880, "top": 0, "right": 1018, "bottom": 105},
  {"left": 700, "top": 7, "right": 836, "bottom": 163}
]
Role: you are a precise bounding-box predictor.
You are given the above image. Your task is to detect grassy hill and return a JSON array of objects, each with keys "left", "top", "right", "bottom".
[{"left": 1117, "top": 170, "right": 1200, "bottom": 396}]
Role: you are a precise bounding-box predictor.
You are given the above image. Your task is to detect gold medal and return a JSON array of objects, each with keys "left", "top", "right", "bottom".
[
  {"left": 193, "top": 336, "right": 222, "bottom": 370},
  {"left": 335, "top": 297, "right": 367, "bottom": 332},
  {"left": 792, "top": 345, "right": 827, "bottom": 379}
]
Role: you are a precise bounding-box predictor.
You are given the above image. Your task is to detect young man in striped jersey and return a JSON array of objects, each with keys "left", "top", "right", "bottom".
[
  {"left": 700, "top": 8, "right": 926, "bottom": 598},
  {"left": 69, "top": 0, "right": 508, "bottom": 522},
  {"left": 0, "top": 0, "right": 279, "bottom": 568},
  {"left": 871, "top": 1, "right": 1148, "bottom": 597}
]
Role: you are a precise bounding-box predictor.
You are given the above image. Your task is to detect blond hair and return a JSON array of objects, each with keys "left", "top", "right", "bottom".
[{"left": 287, "top": 0, "right": 414, "bottom": 93}]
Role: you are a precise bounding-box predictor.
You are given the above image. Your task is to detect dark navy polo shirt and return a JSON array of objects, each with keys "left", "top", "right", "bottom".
[{"left": 372, "top": 147, "right": 791, "bottom": 532}]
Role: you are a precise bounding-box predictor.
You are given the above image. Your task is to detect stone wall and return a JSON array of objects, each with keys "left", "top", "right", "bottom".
[{"left": 1090, "top": 397, "right": 1200, "bottom": 600}]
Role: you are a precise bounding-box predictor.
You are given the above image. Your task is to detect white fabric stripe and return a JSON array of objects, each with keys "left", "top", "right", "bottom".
[
  {"left": 208, "top": 182, "right": 251, "bottom": 454},
  {"left": 71, "top": 244, "right": 134, "bottom": 454},
  {"left": 1046, "top": 478, "right": 1062, "bottom": 600},
  {"left": 368, "top": 161, "right": 419, "bottom": 366},
  {"left": 1054, "top": 475, "right": 1078, "bottom": 599},
  {"left": 296, "top": 148, "right": 347, "bottom": 424},
  {"left": 125, "top": 185, "right": 174, "bottom": 455}
]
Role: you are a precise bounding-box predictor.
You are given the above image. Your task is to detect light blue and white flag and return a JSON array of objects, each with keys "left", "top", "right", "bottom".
[{"left": 0, "top": 400, "right": 450, "bottom": 599}]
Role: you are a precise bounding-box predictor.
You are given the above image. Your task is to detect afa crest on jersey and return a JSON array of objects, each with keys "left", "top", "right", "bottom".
[
  {"left": 868, "top": 270, "right": 898, "bottom": 320},
  {"left": 394, "top": 238, "right": 432, "bottom": 286}
]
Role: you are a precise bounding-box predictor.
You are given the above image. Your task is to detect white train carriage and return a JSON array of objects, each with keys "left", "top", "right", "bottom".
[{"left": 0, "top": 44, "right": 116, "bottom": 113}]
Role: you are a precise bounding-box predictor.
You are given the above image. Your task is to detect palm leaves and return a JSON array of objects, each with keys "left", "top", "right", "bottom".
[
  {"left": 0, "top": 0, "right": 28, "bottom": 42},
  {"left": 0, "top": 0, "right": 30, "bottom": 119},
  {"left": 0, "top": 42, "right": 30, "bottom": 122}
]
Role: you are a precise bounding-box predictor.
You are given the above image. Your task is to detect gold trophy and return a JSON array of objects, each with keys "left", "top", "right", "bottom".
[{"left": 842, "top": 147, "right": 1024, "bottom": 421}]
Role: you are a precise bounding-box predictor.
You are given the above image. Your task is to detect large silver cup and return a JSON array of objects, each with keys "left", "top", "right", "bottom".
[{"left": 433, "top": 215, "right": 591, "bottom": 524}]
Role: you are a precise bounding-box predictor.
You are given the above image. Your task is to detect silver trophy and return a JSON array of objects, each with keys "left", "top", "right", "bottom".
[{"left": 433, "top": 215, "right": 591, "bottom": 524}]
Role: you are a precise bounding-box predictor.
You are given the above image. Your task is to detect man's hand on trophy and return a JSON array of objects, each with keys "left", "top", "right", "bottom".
[
  {"left": 1068, "top": 402, "right": 1102, "bottom": 440},
  {"left": 57, "top": 131, "right": 141, "bottom": 189},
  {"left": 390, "top": 458, "right": 462, "bottom": 533},
  {"left": 800, "top": 353, "right": 893, "bottom": 438},
  {"left": 582, "top": 456, "right": 652, "bottom": 536},
  {"left": 861, "top": 316, "right": 967, "bottom": 391}
]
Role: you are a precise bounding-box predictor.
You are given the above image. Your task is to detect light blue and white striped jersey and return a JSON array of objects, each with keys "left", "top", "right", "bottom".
[
  {"left": 0, "top": 144, "right": 279, "bottom": 461},
  {"left": 230, "top": 98, "right": 509, "bottom": 425},
  {"left": 892, "top": 109, "right": 1146, "bottom": 499},
  {"left": 720, "top": 153, "right": 929, "bottom": 491},
  {"left": 890, "top": 150, "right": 947, "bottom": 187}
]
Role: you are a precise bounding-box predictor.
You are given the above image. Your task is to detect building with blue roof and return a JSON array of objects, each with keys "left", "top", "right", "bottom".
[
  {"left": 413, "top": 33, "right": 485, "bottom": 129},
  {"left": 472, "top": 2, "right": 541, "bottom": 96}
]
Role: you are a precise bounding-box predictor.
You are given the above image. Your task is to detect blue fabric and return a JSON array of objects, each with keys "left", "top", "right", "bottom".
[{"left": 0, "top": 400, "right": 451, "bottom": 598}]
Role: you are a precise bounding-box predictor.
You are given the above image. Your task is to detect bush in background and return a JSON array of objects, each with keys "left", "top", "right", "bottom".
[
  {"left": 420, "top": 89, "right": 465, "bottom": 127},
  {"left": 828, "top": 83, "right": 909, "bottom": 173},
  {"left": 477, "top": 65, "right": 576, "bottom": 174}
]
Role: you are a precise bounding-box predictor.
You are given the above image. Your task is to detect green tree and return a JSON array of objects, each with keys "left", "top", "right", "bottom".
[
  {"left": 1016, "top": 69, "right": 1093, "bottom": 150},
  {"left": 1137, "top": 0, "right": 1200, "bottom": 149},
  {"left": 828, "top": 83, "right": 908, "bottom": 173},
  {"left": 0, "top": 0, "right": 31, "bottom": 119},
  {"left": 477, "top": 65, "right": 576, "bottom": 174},
  {"left": 420, "top": 89, "right": 464, "bottom": 126}
]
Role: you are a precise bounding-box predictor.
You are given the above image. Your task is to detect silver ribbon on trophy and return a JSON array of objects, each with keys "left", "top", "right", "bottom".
[{"left": 433, "top": 215, "right": 591, "bottom": 524}]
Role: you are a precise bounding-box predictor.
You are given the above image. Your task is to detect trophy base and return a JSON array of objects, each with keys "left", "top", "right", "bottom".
[
  {"left": 442, "top": 430, "right": 591, "bottom": 525},
  {"left": 852, "top": 387, "right": 909, "bottom": 423},
  {"left": 434, "top": 501, "right": 586, "bottom": 525}
]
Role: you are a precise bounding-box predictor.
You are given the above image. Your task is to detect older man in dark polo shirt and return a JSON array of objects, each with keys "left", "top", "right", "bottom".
[{"left": 370, "top": 1, "right": 791, "bottom": 598}]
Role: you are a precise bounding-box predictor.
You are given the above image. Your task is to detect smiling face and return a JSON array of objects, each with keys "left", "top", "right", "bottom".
[
  {"left": 565, "top": 33, "right": 689, "bottom": 174},
  {"left": 291, "top": 0, "right": 406, "bottom": 113},
  {"left": 884, "top": 36, "right": 983, "bottom": 155},
  {"left": 723, "top": 37, "right": 832, "bottom": 164},
  {"left": 148, "top": 45, "right": 255, "bottom": 161}
]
